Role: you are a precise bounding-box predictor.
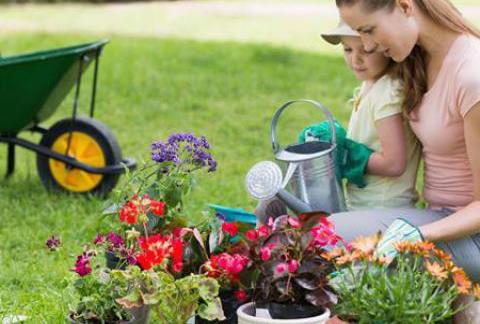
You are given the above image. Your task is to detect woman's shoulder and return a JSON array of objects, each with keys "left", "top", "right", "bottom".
[
  {"left": 450, "top": 34, "right": 480, "bottom": 77},
  {"left": 451, "top": 35, "right": 480, "bottom": 116}
]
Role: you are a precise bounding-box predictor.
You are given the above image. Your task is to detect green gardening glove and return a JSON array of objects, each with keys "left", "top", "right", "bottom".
[
  {"left": 374, "top": 218, "right": 424, "bottom": 260},
  {"left": 298, "top": 121, "right": 373, "bottom": 188},
  {"left": 298, "top": 121, "right": 346, "bottom": 181},
  {"left": 343, "top": 138, "right": 374, "bottom": 188}
]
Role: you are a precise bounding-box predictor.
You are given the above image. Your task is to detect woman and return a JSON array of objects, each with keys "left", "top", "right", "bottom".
[{"left": 329, "top": 0, "right": 480, "bottom": 306}]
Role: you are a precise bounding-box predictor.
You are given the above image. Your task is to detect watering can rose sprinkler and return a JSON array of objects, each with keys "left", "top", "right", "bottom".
[{"left": 245, "top": 99, "right": 347, "bottom": 215}]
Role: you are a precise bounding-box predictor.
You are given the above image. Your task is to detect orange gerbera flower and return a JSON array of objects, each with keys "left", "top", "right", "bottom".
[
  {"left": 321, "top": 247, "right": 345, "bottom": 261},
  {"left": 452, "top": 267, "right": 472, "bottom": 294},
  {"left": 393, "top": 241, "right": 414, "bottom": 253},
  {"left": 335, "top": 253, "right": 355, "bottom": 265},
  {"left": 413, "top": 241, "right": 435, "bottom": 256},
  {"left": 434, "top": 248, "right": 452, "bottom": 262},
  {"left": 350, "top": 234, "right": 380, "bottom": 256},
  {"left": 424, "top": 261, "right": 448, "bottom": 280}
]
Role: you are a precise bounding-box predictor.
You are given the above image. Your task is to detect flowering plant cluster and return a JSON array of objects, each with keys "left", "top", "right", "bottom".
[
  {"left": 202, "top": 221, "right": 252, "bottom": 303},
  {"left": 325, "top": 234, "right": 480, "bottom": 323},
  {"left": 67, "top": 133, "right": 226, "bottom": 323},
  {"left": 241, "top": 213, "right": 341, "bottom": 319},
  {"left": 69, "top": 247, "right": 132, "bottom": 323}
]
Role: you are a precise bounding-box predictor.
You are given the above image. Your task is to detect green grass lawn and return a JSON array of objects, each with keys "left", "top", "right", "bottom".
[
  {"left": 1, "top": 0, "right": 477, "bottom": 54},
  {"left": 0, "top": 33, "right": 357, "bottom": 321}
]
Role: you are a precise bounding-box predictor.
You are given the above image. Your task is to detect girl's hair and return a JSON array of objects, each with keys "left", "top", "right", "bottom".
[{"left": 336, "top": 0, "right": 480, "bottom": 117}]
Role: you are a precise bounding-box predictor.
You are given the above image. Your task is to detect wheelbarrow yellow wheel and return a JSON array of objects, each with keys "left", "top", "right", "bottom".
[{"left": 36, "top": 117, "right": 122, "bottom": 196}]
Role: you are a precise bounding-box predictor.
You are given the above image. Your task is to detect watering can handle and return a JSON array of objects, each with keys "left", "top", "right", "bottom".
[{"left": 271, "top": 99, "right": 337, "bottom": 154}]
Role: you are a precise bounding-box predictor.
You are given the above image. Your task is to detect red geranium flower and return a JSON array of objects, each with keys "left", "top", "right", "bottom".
[
  {"left": 221, "top": 222, "right": 238, "bottom": 237},
  {"left": 234, "top": 289, "right": 248, "bottom": 302},
  {"left": 119, "top": 200, "right": 138, "bottom": 225},
  {"left": 150, "top": 200, "right": 166, "bottom": 217},
  {"left": 172, "top": 239, "right": 184, "bottom": 273}
]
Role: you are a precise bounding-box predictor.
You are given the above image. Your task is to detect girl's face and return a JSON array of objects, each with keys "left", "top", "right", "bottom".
[
  {"left": 339, "top": 0, "right": 419, "bottom": 62},
  {"left": 341, "top": 36, "right": 391, "bottom": 81}
]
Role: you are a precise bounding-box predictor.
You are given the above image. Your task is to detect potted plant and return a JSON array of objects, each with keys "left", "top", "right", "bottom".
[
  {"left": 67, "top": 132, "right": 223, "bottom": 323},
  {"left": 100, "top": 186, "right": 225, "bottom": 322},
  {"left": 324, "top": 234, "right": 480, "bottom": 323},
  {"left": 236, "top": 214, "right": 340, "bottom": 323},
  {"left": 198, "top": 220, "right": 255, "bottom": 323},
  {"left": 67, "top": 247, "right": 133, "bottom": 323}
]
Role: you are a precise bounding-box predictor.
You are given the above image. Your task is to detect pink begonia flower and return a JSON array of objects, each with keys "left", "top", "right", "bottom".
[
  {"left": 245, "top": 229, "right": 258, "bottom": 241},
  {"left": 216, "top": 253, "right": 249, "bottom": 274},
  {"left": 288, "top": 260, "right": 299, "bottom": 273},
  {"left": 260, "top": 246, "right": 272, "bottom": 261},
  {"left": 287, "top": 217, "right": 301, "bottom": 229},
  {"left": 275, "top": 263, "right": 288, "bottom": 274},
  {"left": 257, "top": 225, "right": 270, "bottom": 238}
]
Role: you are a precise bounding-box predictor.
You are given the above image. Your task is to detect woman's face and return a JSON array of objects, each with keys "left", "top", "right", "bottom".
[
  {"left": 341, "top": 36, "right": 391, "bottom": 81},
  {"left": 338, "top": 0, "right": 419, "bottom": 62}
]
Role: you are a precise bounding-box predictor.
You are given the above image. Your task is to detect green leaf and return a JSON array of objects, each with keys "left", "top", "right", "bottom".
[
  {"left": 197, "top": 297, "right": 226, "bottom": 321},
  {"left": 198, "top": 277, "right": 220, "bottom": 300}
]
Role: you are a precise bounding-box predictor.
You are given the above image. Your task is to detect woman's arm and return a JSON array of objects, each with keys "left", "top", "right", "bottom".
[
  {"left": 420, "top": 102, "right": 480, "bottom": 242},
  {"left": 366, "top": 114, "right": 407, "bottom": 177}
]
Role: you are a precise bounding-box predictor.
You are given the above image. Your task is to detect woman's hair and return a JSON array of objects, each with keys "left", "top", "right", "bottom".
[{"left": 336, "top": 0, "right": 480, "bottom": 117}]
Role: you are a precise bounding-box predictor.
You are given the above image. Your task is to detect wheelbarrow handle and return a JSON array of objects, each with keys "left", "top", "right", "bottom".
[{"left": 270, "top": 99, "right": 337, "bottom": 154}]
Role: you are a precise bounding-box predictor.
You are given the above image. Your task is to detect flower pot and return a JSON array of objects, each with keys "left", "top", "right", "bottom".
[
  {"left": 67, "top": 313, "right": 135, "bottom": 323},
  {"left": 237, "top": 302, "right": 330, "bottom": 324},
  {"left": 128, "top": 305, "right": 151, "bottom": 324},
  {"left": 68, "top": 306, "right": 149, "bottom": 324},
  {"left": 268, "top": 302, "right": 324, "bottom": 320},
  {"left": 105, "top": 251, "right": 127, "bottom": 270}
]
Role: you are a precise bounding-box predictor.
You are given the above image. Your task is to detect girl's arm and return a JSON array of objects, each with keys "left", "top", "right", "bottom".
[
  {"left": 420, "top": 102, "right": 480, "bottom": 242},
  {"left": 365, "top": 114, "right": 407, "bottom": 177}
]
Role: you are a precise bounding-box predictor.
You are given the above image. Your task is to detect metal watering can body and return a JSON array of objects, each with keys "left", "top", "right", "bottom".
[{"left": 246, "top": 99, "right": 346, "bottom": 215}]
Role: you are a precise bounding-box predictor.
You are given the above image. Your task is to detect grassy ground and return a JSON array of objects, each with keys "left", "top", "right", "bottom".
[{"left": 0, "top": 33, "right": 356, "bottom": 321}]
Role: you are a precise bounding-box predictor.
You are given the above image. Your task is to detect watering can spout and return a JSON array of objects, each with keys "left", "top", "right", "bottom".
[
  {"left": 276, "top": 189, "right": 312, "bottom": 214},
  {"left": 245, "top": 161, "right": 315, "bottom": 215}
]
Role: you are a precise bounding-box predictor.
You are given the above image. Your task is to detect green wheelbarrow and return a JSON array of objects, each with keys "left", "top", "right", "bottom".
[{"left": 0, "top": 40, "right": 136, "bottom": 196}]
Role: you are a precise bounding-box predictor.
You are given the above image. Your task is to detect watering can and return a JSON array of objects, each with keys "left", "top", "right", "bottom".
[{"left": 245, "top": 99, "right": 346, "bottom": 214}]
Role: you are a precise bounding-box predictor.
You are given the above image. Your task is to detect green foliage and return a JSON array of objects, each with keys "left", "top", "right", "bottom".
[
  {"left": 329, "top": 241, "right": 468, "bottom": 323},
  {"left": 69, "top": 266, "right": 131, "bottom": 323},
  {"left": 117, "top": 268, "right": 224, "bottom": 323}
]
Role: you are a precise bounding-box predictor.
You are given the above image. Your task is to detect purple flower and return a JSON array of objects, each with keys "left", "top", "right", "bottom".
[
  {"left": 73, "top": 253, "right": 92, "bottom": 277},
  {"left": 45, "top": 235, "right": 61, "bottom": 251},
  {"left": 107, "top": 232, "right": 124, "bottom": 249},
  {"left": 151, "top": 133, "right": 216, "bottom": 172},
  {"left": 93, "top": 233, "right": 105, "bottom": 245}
]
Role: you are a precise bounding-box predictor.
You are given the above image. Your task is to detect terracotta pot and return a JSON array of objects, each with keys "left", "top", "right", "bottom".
[{"left": 237, "top": 302, "right": 330, "bottom": 324}]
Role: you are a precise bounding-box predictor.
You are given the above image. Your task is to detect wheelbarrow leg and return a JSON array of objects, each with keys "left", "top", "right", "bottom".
[{"left": 6, "top": 142, "right": 15, "bottom": 178}]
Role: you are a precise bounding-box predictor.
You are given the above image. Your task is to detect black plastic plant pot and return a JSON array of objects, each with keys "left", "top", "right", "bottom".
[
  {"left": 67, "top": 313, "right": 135, "bottom": 324},
  {"left": 196, "top": 289, "right": 251, "bottom": 324},
  {"left": 268, "top": 302, "right": 325, "bottom": 319},
  {"left": 105, "top": 251, "right": 127, "bottom": 270}
]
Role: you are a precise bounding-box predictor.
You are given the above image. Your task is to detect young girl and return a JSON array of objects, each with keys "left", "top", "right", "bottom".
[
  {"left": 320, "top": 20, "right": 421, "bottom": 210},
  {"left": 255, "top": 21, "right": 421, "bottom": 220}
]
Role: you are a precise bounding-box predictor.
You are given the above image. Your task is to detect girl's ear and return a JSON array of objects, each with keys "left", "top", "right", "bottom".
[{"left": 396, "top": 0, "right": 414, "bottom": 17}]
